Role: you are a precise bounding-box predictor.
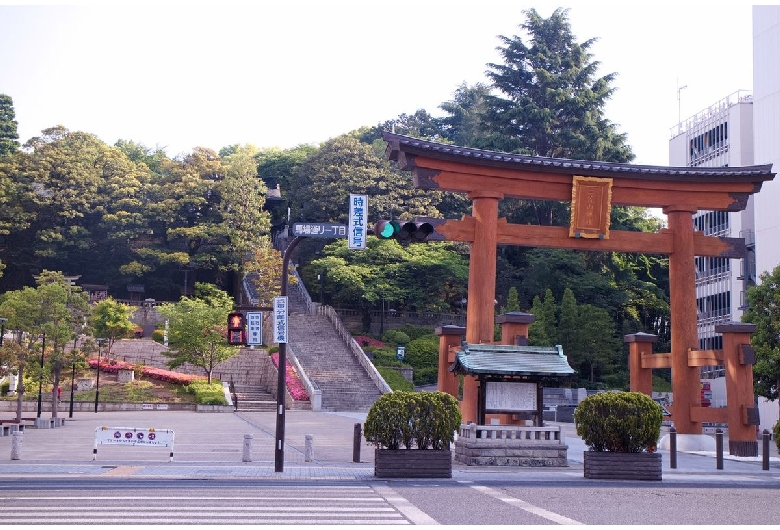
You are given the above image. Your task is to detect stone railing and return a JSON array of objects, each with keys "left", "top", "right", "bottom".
[
  {"left": 318, "top": 304, "right": 392, "bottom": 395},
  {"left": 458, "top": 423, "right": 564, "bottom": 443},
  {"left": 291, "top": 268, "right": 390, "bottom": 396}
]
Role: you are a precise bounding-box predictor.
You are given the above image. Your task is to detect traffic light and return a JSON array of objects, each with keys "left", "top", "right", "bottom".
[
  {"left": 373, "top": 219, "right": 435, "bottom": 243},
  {"left": 227, "top": 312, "right": 246, "bottom": 346}
]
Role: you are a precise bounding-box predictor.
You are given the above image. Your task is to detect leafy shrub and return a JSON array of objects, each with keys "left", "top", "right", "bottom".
[
  {"left": 413, "top": 367, "right": 438, "bottom": 386},
  {"left": 0, "top": 380, "right": 8, "bottom": 396},
  {"left": 376, "top": 367, "right": 414, "bottom": 391},
  {"left": 774, "top": 419, "right": 780, "bottom": 455},
  {"left": 573, "top": 391, "right": 663, "bottom": 452},
  {"left": 364, "top": 391, "right": 461, "bottom": 450},
  {"left": 381, "top": 330, "right": 410, "bottom": 345},
  {"left": 151, "top": 329, "right": 164, "bottom": 343},
  {"left": 405, "top": 335, "right": 438, "bottom": 371},
  {"left": 184, "top": 380, "right": 228, "bottom": 405},
  {"left": 396, "top": 325, "right": 434, "bottom": 341}
]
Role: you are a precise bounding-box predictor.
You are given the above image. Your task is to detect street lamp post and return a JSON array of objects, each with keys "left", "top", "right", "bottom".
[
  {"left": 94, "top": 338, "right": 106, "bottom": 413},
  {"left": 69, "top": 359, "right": 77, "bottom": 418},
  {"left": 0, "top": 317, "right": 7, "bottom": 346},
  {"left": 37, "top": 333, "right": 45, "bottom": 418}
]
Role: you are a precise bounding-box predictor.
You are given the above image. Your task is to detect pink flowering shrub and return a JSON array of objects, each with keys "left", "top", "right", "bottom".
[
  {"left": 88, "top": 358, "right": 205, "bottom": 385},
  {"left": 270, "top": 352, "right": 310, "bottom": 401},
  {"left": 355, "top": 336, "right": 384, "bottom": 348}
]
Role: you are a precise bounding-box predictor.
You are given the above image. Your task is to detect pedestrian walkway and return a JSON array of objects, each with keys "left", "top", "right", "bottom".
[{"left": 0, "top": 410, "right": 777, "bottom": 483}]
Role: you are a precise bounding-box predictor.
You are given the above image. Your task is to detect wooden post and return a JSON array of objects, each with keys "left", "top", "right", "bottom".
[
  {"left": 435, "top": 325, "right": 465, "bottom": 398},
  {"left": 625, "top": 332, "right": 658, "bottom": 397},
  {"left": 716, "top": 322, "right": 758, "bottom": 456},
  {"left": 462, "top": 191, "right": 503, "bottom": 424},
  {"left": 664, "top": 207, "right": 701, "bottom": 435},
  {"left": 497, "top": 312, "right": 534, "bottom": 346}
]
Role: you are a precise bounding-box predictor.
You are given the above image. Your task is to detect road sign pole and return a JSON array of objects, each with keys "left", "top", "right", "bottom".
[{"left": 275, "top": 235, "right": 304, "bottom": 473}]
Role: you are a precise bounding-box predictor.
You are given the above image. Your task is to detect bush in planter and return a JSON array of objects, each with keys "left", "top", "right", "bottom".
[
  {"left": 364, "top": 391, "right": 461, "bottom": 450},
  {"left": 774, "top": 419, "right": 780, "bottom": 455},
  {"left": 573, "top": 391, "right": 662, "bottom": 452}
]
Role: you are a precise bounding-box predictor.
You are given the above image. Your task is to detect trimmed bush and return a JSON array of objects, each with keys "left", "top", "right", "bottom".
[
  {"left": 381, "top": 330, "right": 410, "bottom": 345},
  {"left": 377, "top": 367, "right": 414, "bottom": 391},
  {"left": 183, "top": 380, "right": 228, "bottom": 405},
  {"left": 405, "top": 335, "right": 438, "bottom": 370},
  {"left": 573, "top": 391, "right": 662, "bottom": 452},
  {"left": 364, "top": 391, "right": 461, "bottom": 450},
  {"left": 774, "top": 419, "right": 780, "bottom": 455}
]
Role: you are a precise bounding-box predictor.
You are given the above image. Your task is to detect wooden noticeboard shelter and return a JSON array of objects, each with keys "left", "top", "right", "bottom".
[{"left": 385, "top": 132, "right": 775, "bottom": 456}]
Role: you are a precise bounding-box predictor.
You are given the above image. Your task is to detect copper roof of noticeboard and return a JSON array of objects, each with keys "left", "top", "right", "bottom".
[{"left": 450, "top": 343, "right": 576, "bottom": 378}]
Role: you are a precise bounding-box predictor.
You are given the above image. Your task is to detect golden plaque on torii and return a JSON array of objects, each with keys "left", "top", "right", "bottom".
[{"left": 569, "top": 175, "right": 613, "bottom": 239}]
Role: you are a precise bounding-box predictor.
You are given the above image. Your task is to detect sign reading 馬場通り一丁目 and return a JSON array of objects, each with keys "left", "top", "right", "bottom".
[{"left": 292, "top": 223, "right": 347, "bottom": 238}]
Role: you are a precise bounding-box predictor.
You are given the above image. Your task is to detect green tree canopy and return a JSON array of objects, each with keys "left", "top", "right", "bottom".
[
  {"left": 743, "top": 266, "right": 780, "bottom": 408},
  {"left": 157, "top": 282, "right": 236, "bottom": 383}
]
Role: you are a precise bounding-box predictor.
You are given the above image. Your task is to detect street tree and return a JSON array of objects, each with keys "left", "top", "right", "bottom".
[
  {"left": 157, "top": 283, "right": 236, "bottom": 383},
  {"left": 89, "top": 298, "right": 136, "bottom": 358},
  {"left": 742, "top": 265, "right": 780, "bottom": 414},
  {"left": 0, "top": 270, "right": 89, "bottom": 420}
]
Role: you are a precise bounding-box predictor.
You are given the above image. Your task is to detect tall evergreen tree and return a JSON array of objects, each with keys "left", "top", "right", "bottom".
[
  {"left": 0, "top": 94, "right": 20, "bottom": 158},
  {"left": 482, "top": 8, "right": 633, "bottom": 162}
]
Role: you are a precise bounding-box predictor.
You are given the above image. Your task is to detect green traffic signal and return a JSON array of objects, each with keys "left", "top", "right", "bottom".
[
  {"left": 378, "top": 220, "right": 400, "bottom": 238},
  {"left": 373, "top": 219, "right": 435, "bottom": 243}
]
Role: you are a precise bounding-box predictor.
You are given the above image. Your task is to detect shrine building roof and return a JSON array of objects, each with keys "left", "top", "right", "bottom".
[{"left": 450, "top": 343, "right": 576, "bottom": 378}]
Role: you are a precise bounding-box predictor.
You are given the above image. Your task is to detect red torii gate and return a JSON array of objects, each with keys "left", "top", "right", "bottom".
[{"left": 382, "top": 132, "right": 775, "bottom": 455}]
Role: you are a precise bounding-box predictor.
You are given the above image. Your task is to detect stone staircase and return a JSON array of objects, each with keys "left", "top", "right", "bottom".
[
  {"left": 287, "top": 287, "right": 385, "bottom": 412},
  {"left": 232, "top": 384, "right": 276, "bottom": 412}
]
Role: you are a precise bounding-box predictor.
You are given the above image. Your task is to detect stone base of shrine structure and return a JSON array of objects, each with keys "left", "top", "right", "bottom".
[{"left": 454, "top": 423, "right": 568, "bottom": 467}]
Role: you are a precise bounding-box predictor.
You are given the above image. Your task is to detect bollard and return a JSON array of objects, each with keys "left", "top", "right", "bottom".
[
  {"left": 305, "top": 434, "right": 314, "bottom": 462},
  {"left": 669, "top": 426, "right": 677, "bottom": 469},
  {"left": 715, "top": 428, "right": 723, "bottom": 470},
  {"left": 353, "top": 423, "right": 362, "bottom": 463},
  {"left": 242, "top": 434, "right": 253, "bottom": 462},
  {"left": 11, "top": 431, "right": 22, "bottom": 460},
  {"left": 763, "top": 429, "right": 770, "bottom": 471}
]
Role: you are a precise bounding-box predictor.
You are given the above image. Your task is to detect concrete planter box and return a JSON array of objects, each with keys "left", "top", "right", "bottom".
[
  {"left": 374, "top": 449, "right": 452, "bottom": 478},
  {"left": 583, "top": 451, "right": 662, "bottom": 480}
]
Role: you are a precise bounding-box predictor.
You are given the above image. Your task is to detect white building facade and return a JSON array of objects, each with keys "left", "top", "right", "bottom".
[
  {"left": 667, "top": 6, "right": 780, "bottom": 431},
  {"left": 669, "top": 91, "right": 755, "bottom": 380}
]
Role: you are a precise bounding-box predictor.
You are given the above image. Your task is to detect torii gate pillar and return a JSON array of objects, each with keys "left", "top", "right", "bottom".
[
  {"left": 665, "top": 206, "right": 702, "bottom": 435},
  {"left": 462, "top": 191, "right": 503, "bottom": 423}
]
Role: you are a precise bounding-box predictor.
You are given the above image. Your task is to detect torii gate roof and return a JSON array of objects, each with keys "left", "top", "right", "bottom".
[{"left": 383, "top": 132, "right": 775, "bottom": 212}]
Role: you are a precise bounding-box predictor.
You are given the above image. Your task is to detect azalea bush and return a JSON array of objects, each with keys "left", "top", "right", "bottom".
[
  {"left": 88, "top": 358, "right": 205, "bottom": 385},
  {"left": 270, "top": 352, "right": 310, "bottom": 401},
  {"left": 355, "top": 336, "right": 384, "bottom": 348}
]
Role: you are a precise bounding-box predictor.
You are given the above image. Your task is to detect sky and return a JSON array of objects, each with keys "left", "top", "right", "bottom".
[{"left": 0, "top": 1, "right": 756, "bottom": 166}]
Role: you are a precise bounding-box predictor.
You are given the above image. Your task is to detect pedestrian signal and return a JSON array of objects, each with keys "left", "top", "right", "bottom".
[{"left": 227, "top": 312, "right": 246, "bottom": 346}]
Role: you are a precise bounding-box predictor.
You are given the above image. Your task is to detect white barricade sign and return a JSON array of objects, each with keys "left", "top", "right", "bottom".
[{"left": 93, "top": 426, "right": 175, "bottom": 461}]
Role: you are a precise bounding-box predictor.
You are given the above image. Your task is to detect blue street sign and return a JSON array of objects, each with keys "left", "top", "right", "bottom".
[{"left": 292, "top": 223, "right": 347, "bottom": 238}]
